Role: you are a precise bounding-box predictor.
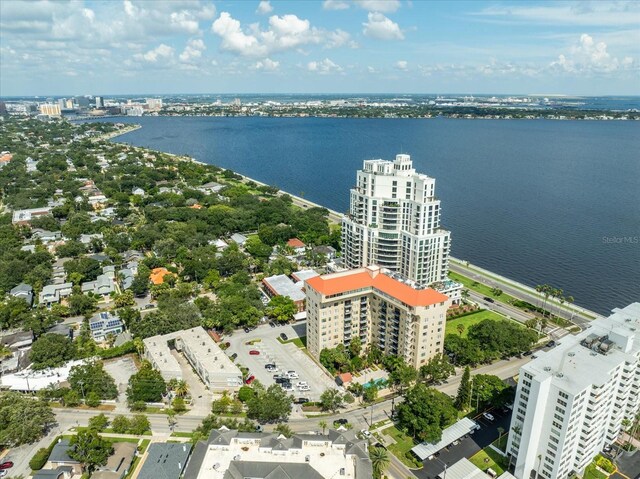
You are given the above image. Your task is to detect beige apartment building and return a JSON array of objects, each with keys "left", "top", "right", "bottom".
[{"left": 305, "top": 265, "right": 450, "bottom": 368}]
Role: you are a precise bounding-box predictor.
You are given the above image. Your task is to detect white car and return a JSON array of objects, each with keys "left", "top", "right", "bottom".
[
  {"left": 296, "top": 381, "right": 308, "bottom": 387},
  {"left": 287, "top": 372, "right": 299, "bottom": 379},
  {"left": 298, "top": 385, "right": 311, "bottom": 392},
  {"left": 482, "top": 412, "right": 495, "bottom": 421},
  {"left": 360, "top": 429, "right": 372, "bottom": 439}
]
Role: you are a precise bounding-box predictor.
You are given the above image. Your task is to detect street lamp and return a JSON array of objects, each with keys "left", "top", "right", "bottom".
[
  {"left": 432, "top": 456, "right": 448, "bottom": 479},
  {"left": 78, "top": 380, "right": 86, "bottom": 402}
]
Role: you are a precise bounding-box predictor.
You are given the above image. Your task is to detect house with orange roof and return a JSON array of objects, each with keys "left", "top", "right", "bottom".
[
  {"left": 150, "top": 267, "right": 176, "bottom": 285},
  {"left": 0, "top": 152, "right": 13, "bottom": 169},
  {"left": 305, "top": 265, "right": 451, "bottom": 369},
  {"left": 286, "top": 237, "right": 306, "bottom": 255}
]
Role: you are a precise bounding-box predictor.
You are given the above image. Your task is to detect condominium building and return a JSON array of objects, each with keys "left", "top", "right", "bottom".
[
  {"left": 507, "top": 302, "right": 640, "bottom": 479},
  {"left": 342, "top": 154, "right": 451, "bottom": 287},
  {"left": 39, "top": 103, "right": 62, "bottom": 117},
  {"left": 144, "top": 327, "right": 243, "bottom": 391},
  {"left": 184, "top": 427, "right": 373, "bottom": 479},
  {"left": 305, "top": 265, "right": 450, "bottom": 368}
]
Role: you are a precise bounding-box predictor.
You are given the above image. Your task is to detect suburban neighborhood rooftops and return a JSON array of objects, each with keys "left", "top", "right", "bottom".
[
  {"left": 49, "top": 439, "right": 80, "bottom": 464},
  {"left": 286, "top": 238, "right": 306, "bottom": 248},
  {"left": 306, "top": 265, "right": 449, "bottom": 308}
]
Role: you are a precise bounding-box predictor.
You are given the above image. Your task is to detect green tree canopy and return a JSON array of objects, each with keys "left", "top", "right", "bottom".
[
  {"left": 126, "top": 361, "right": 166, "bottom": 404},
  {"left": 29, "top": 333, "right": 75, "bottom": 369},
  {"left": 246, "top": 383, "right": 292, "bottom": 423},
  {"left": 68, "top": 361, "right": 118, "bottom": 400},
  {"left": 0, "top": 392, "right": 56, "bottom": 447},
  {"left": 68, "top": 429, "right": 113, "bottom": 472},
  {"left": 396, "top": 384, "right": 457, "bottom": 442},
  {"left": 266, "top": 295, "right": 297, "bottom": 323}
]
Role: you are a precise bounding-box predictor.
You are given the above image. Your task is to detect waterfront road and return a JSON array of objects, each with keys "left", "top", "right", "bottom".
[{"left": 449, "top": 259, "right": 602, "bottom": 328}]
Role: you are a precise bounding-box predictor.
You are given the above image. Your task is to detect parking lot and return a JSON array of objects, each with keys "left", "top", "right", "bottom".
[
  {"left": 225, "top": 321, "right": 339, "bottom": 402},
  {"left": 415, "top": 408, "right": 513, "bottom": 479},
  {"left": 103, "top": 355, "right": 138, "bottom": 410}
]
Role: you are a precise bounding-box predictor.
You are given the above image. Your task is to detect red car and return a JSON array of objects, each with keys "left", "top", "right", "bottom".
[
  {"left": 249, "top": 350, "right": 260, "bottom": 355},
  {"left": 245, "top": 375, "right": 255, "bottom": 384},
  {"left": 0, "top": 462, "right": 13, "bottom": 470}
]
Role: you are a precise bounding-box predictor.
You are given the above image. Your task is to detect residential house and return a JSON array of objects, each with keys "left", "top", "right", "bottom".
[
  {"left": 229, "top": 233, "right": 248, "bottom": 246},
  {"left": 150, "top": 267, "right": 175, "bottom": 285},
  {"left": 79, "top": 233, "right": 103, "bottom": 245},
  {"left": 12, "top": 206, "right": 52, "bottom": 225},
  {"left": 25, "top": 157, "right": 39, "bottom": 172},
  {"left": 119, "top": 268, "right": 134, "bottom": 290},
  {"left": 39, "top": 282, "right": 73, "bottom": 306},
  {"left": 31, "top": 229, "right": 62, "bottom": 243},
  {"left": 286, "top": 237, "right": 307, "bottom": 255},
  {"left": 81, "top": 274, "right": 115, "bottom": 298},
  {"left": 9, "top": 283, "right": 34, "bottom": 306},
  {"left": 137, "top": 443, "right": 192, "bottom": 479},
  {"left": 92, "top": 442, "right": 137, "bottom": 479},
  {"left": 32, "top": 467, "right": 73, "bottom": 479},
  {"left": 312, "top": 245, "right": 337, "bottom": 261},
  {"left": 46, "top": 439, "right": 83, "bottom": 475},
  {"left": 132, "top": 187, "right": 145, "bottom": 196},
  {"left": 89, "top": 312, "right": 124, "bottom": 342},
  {"left": 47, "top": 323, "right": 73, "bottom": 340},
  {"left": 197, "top": 181, "right": 224, "bottom": 194}
]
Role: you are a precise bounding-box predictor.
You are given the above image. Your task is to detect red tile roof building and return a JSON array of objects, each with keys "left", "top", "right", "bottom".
[{"left": 305, "top": 265, "right": 450, "bottom": 368}]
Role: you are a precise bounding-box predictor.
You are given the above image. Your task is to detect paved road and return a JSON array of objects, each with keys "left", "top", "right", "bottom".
[
  {"left": 450, "top": 260, "right": 601, "bottom": 327},
  {"left": 466, "top": 290, "right": 534, "bottom": 324}
]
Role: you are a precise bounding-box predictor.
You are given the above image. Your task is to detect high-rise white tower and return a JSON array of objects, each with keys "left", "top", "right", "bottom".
[{"left": 342, "top": 154, "right": 451, "bottom": 287}]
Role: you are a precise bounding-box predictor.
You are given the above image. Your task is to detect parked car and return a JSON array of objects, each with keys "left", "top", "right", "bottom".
[
  {"left": 249, "top": 350, "right": 260, "bottom": 355},
  {"left": 269, "top": 322, "right": 277, "bottom": 328},
  {"left": 265, "top": 363, "right": 276, "bottom": 369},
  {"left": 360, "top": 429, "right": 372, "bottom": 439},
  {"left": 245, "top": 375, "right": 255, "bottom": 385},
  {"left": 482, "top": 412, "right": 495, "bottom": 421},
  {"left": 298, "top": 385, "right": 311, "bottom": 392},
  {"left": 483, "top": 297, "right": 495, "bottom": 303},
  {"left": 547, "top": 340, "right": 556, "bottom": 347},
  {"left": 296, "top": 397, "right": 310, "bottom": 404},
  {"left": 0, "top": 463, "right": 13, "bottom": 470},
  {"left": 144, "top": 304, "right": 155, "bottom": 309},
  {"left": 334, "top": 418, "right": 348, "bottom": 425},
  {"left": 287, "top": 371, "right": 299, "bottom": 379},
  {"left": 230, "top": 353, "right": 238, "bottom": 361},
  {"left": 0, "top": 470, "right": 7, "bottom": 478},
  {"left": 296, "top": 381, "right": 308, "bottom": 387},
  {"left": 523, "top": 350, "right": 533, "bottom": 356},
  {"left": 244, "top": 327, "right": 251, "bottom": 333},
  {"left": 280, "top": 333, "right": 288, "bottom": 341}
]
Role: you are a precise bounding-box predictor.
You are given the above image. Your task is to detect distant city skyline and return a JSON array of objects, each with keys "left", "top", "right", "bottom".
[{"left": 1, "top": 0, "right": 638, "bottom": 96}]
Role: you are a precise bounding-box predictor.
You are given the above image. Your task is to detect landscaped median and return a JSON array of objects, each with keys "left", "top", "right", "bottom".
[{"left": 445, "top": 310, "right": 519, "bottom": 338}]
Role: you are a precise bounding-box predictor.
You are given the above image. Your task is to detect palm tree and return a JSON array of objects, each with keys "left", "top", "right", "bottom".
[
  {"left": 457, "top": 324, "right": 465, "bottom": 336},
  {"left": 369, "top": 446, "right": 390, "bottom": 478},
  {"left": 319, "top": 420, "right": 327, "bottom": 435},
  {"left": 497, "top": 426, "right": 506, "bottom": 451},
  {"left": 133, "top": 337, "right": 144, "bottom": 357},
  {"left": 175, "top": 380, "right": 189, "bottom": 398}
]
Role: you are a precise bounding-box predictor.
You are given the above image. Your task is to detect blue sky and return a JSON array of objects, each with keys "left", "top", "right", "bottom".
[{"left": 0, "top": 0, "right": 638, "bottom": 96}]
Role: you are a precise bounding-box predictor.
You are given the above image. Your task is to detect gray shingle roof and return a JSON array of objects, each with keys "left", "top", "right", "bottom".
[
  {"left": 137, "top": 443, "right": 192, "bottom": 479},
  {"left": 224, "top": 461, "right": 324, "bottom": 479},
  {"left": 48, "top": 439, "right": 79, "bottom": 464}
]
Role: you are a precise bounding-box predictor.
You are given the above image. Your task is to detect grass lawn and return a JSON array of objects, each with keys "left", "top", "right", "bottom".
[
  {"left": 583, "top": 464, "right": 609, "bottom": 479},
  {"left": 385, "top": 426, "right": 422, "bottom": 469},
  {"left": 170, "top": 432, "right": 194, "bottom": 438},
  {"left": 446, "top": 310, "right": 516, "bottom": 337},
  {"left": 278, "top": 335, "right": 307, "bottom": 349},
  {"left": 469, "top": 447, "right": 509, "bottom": 475},
  {"left": 449, "top": 271, "right": 517, "bottom": 304}
]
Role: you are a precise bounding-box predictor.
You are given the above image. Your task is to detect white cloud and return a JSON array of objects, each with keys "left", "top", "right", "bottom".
[
  {"left": 307, "top": 58, "right": 343, "bottom": 74},
  {"left": 325, "top": 29, "right": 357, "bottom": 49},
  {"left": 212, "top": 11, "right": 347, "bottom": 57},
  {"left": 212, "top": 12, "right": 265, "bottom": 56},
  {"left": 179, "top": 38, "right": 206, "bottom": 62},
  {"left": 363, "top": 12, "right": 404, "bottom": 40},
  {"left": 367, "top": 65, "right": 377, "bottom": 73},
  {"left": 322, "top": 0, "right": 401, "bottom": 12},
  {"left": 255, "top": 58, "right": 279, "bottom": 71},
  {"left": 396, "top": 60, "right": 407, "bottom": 70},
  {"left": 472, "top": 2, "right": 640, "bottom": 27},
  {"left": 355, "top": 0, "right": 401, "bottom": 13},
  {"left": 549, "top": 33, "right": 636, "bottom": 74},
  {"left": 256, "top": 1, "right": 273, "bottom": 15},
  {"left": 323, "top": 0, "right": 350, "bottom": 10},
  {"left": 136, "top": 43, "right": 174, "bottom": 63}
]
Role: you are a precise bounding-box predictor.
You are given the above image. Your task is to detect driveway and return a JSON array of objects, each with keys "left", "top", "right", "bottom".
[
  {"left": 169, "top": 349, "right": 213, "bottom": 416},
  {"left": 225, "top": 322, "right": 338, "bottom": 402},
  {"left": 103, "top": 355, "right": 138, "bottom": 412}
]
